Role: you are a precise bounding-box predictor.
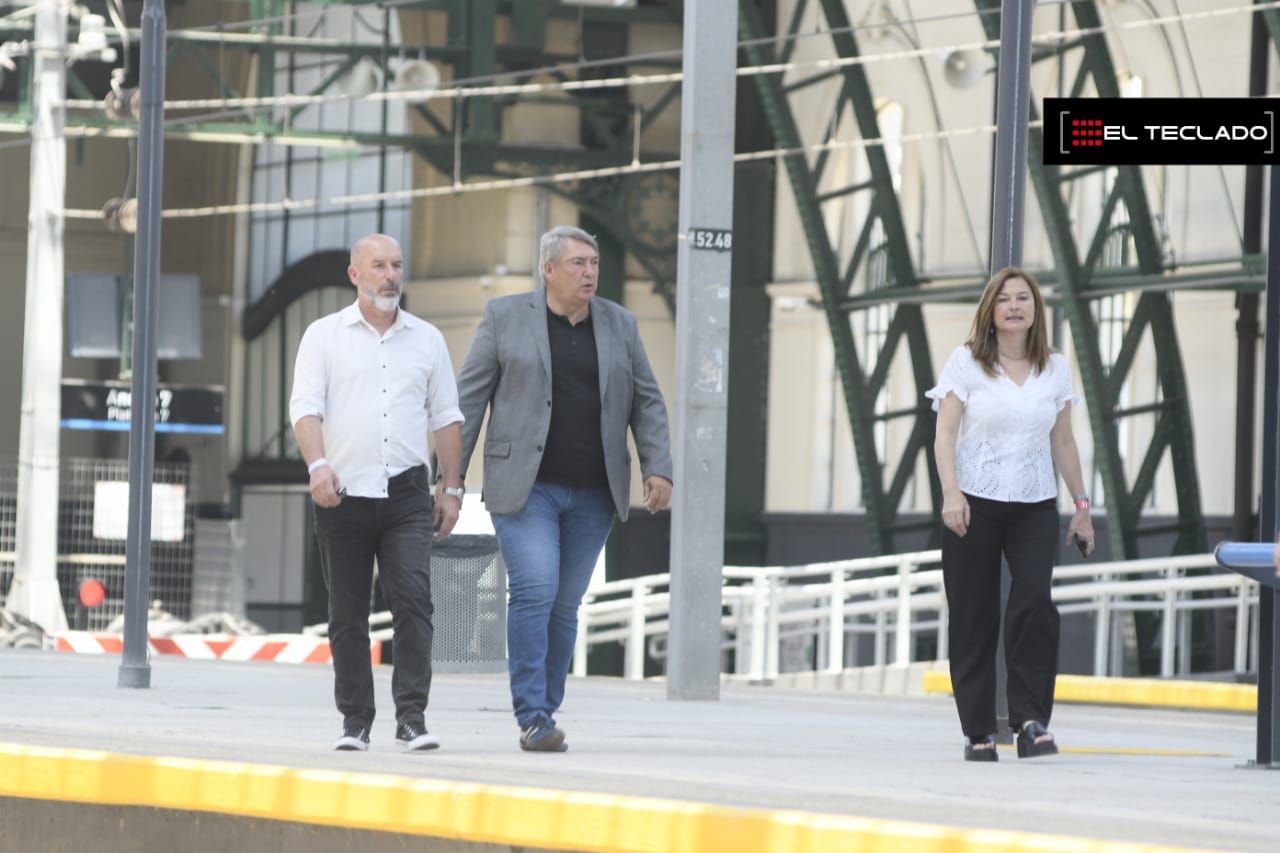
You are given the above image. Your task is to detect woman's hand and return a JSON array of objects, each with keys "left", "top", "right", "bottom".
[
  {"left": 1066, "top": 506, "right": 1095, "bottom": 557},
  {"left": 942, "top": 491, "right": 970, "bottom": 538}
]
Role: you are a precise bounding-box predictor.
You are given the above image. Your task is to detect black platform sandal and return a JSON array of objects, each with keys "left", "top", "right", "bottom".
[
  {"left": 964, "top": 734, "right": 999, "bottom": 762},
  {"left": 1016, "top": 721, "right": 1058, "bottom": 758}
]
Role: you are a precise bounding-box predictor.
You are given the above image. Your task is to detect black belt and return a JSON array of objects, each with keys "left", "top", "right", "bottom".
[{"left": 389, "top": 465, "right": 426, "bottom": 484}]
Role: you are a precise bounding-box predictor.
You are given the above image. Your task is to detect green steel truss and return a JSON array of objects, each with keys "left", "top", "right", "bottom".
[
  {"left": 977, "top": 0, "right": 1205, "bottom": 557},
  {"left": 739, "top": 0, "right": 1267, "bottom": 556},
  {"left": 741, "top": 0, "right": 939, "bottom": 554},
  {"left": 2, "top": 0, "right": 687, "bottom": 297},
  {"left": 3, "top": 0, "right": 1268, "bottom": 555}
]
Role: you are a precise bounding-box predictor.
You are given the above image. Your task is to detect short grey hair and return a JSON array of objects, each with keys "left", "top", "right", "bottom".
[{"left": 538, "top": 226, "right": 598, "bottom": 286}]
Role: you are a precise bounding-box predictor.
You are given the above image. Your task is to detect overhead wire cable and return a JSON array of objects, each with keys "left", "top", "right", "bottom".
[
  {"left": 57, "top": 0, "right": 1280, "bottom": 117},
  {"left": 59, "top": 118, "right": 1012, "bottom": 221}
]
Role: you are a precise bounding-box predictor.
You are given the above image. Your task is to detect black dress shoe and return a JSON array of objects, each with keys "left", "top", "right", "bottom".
[
  {"left": 963, "top": 734, "right": 998, "bottom": 762},
  {"left": 1015, "top": 721, "right": 1058, "bottom": 758}
]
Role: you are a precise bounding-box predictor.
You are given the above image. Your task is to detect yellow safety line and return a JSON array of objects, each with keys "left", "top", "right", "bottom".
[
  {"left": 922, "top": 671, "right": 1256, "bottom": 713},
  {"left": 0, "top": 742, "right": 1228, "bottom": 853},
  {"left": 1062, "top": 747, "right": 1233, "bottom": 757}
]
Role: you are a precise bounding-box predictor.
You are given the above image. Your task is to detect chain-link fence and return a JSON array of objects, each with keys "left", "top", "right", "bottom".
[{"left": 0, "top": 457, "right": 198, "bottom": 631}]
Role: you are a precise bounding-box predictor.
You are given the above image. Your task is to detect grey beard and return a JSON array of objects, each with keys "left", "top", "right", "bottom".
[{"left": 373, "top": 292, "right": 401, "bottom": 312}]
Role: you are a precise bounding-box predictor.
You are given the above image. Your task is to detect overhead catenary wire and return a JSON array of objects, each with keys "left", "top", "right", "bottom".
[
  {"left": 28, "top": 0, "right": 1274, "bottom": 222},
  {"left": 54, "top": 0, "right": 1280, "bottom": 116},
  {"left": 56, "top": 118, "right": 1008, "bottom": 221}
]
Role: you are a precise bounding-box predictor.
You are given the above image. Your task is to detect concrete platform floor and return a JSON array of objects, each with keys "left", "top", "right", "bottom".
[{"left": 0, "top": 649, "right": 1274, "bottom": 852}]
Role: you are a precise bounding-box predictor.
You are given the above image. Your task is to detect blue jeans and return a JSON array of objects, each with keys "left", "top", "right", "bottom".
[{"left": 491, "top": 480, "right": 616, "bottom": 728}]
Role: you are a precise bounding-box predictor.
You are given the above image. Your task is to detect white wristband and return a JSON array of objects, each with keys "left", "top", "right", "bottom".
[{"left": 307, "top": 457, "right": 329, "bottom": 474}]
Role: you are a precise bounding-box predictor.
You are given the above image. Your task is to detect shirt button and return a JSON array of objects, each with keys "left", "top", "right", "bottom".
[
  {"left": 546, "top": 400, "right": 551, "bottom": 407},
  {"left": 536, "top": 445, "right": 543, "bottom": 452}
]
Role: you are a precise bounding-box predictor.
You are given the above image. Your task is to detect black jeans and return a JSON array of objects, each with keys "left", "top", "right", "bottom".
[
  {"left": 312, "top": 465, "right": 434, "bottom": 730},
  {"left": 941, "top": 494, "right": 1060, "bottom": 738}
]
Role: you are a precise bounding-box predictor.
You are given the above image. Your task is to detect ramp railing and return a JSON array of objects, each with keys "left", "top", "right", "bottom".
[{"left": 575, "top": 551, "right": 1262, "bottom": 682}]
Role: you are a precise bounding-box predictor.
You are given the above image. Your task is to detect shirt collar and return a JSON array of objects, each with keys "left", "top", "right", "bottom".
[{"left": 340, "top": 298, "right": 414, "bottom": 334}]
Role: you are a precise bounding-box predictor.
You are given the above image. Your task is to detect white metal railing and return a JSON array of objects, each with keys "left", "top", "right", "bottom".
[{"left": 574, "top": 551, "right": 1262, "bottom": 682}]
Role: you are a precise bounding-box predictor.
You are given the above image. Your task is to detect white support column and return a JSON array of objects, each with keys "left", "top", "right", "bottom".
[{"left": 8, "top": 0, "right": 69, "bottom": 633}]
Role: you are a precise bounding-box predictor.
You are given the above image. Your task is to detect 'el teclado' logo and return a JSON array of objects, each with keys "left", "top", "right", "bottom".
[
  {"left": 1043, "top": 98, "right": 1279, "bottom": 166},
  {"left": 1068, "top": 118, "right": 1104, "bottom": 149}
]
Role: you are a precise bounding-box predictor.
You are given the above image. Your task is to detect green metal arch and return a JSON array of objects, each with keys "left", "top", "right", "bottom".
[{"left": 241, "top": 249, "right": 350, "bottom": 341}]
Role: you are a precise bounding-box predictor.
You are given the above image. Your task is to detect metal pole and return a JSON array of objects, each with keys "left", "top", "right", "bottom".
[
  {"left": 8, "top": 0, "right": 69, "bottom": 634},
  {"left": 989, "top": 0, "right": 1034, "bottom": 740},
  {"left": 1226, "top": 6, "right": 1268, "bottom": 672},
  {"left": 1234, "top": 10, "right": 1269, "bottom": 545},
  {"left": 118, "top": 0, "right": 167, "bottom": 689},
  {"left": 1254, "top": 160, "right": 1280, "bottom": 766},
  {"left": 666, "top": 0, "right": 738, "bottom": 701}
]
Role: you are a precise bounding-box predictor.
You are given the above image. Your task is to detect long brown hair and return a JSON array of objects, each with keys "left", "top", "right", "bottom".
[{"left": 965, "top": 266, "right": 1051, "bottom": 377}]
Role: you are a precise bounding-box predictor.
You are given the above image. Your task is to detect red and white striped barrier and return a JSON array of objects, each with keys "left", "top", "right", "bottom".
[{"left": 51, "top": 632, "right": 381, "bottom": 665}]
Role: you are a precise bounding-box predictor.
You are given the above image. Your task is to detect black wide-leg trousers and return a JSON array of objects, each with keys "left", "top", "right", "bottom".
[{"left": 941, "top": 494, "right": 1060, "bottom": 739}]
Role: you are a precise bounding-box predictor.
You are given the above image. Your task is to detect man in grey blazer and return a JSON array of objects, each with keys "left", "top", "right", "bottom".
[{"left": 457, "top": 225, "right": 673, "bottom": 752}]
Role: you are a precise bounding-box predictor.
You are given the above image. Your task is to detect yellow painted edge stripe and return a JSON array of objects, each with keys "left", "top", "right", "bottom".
[
  {"left": 921, "top": 671, "right": 1257, "bottom": 712},
  {"left": 1060, "top": 747, "right": 1233, "bottom": 758},
  {"left": 979, "top": 745, "right": 1231, "bottom": 758},
  {"left": 0, "top": 742, "right": 1228, "bottom": 853}
]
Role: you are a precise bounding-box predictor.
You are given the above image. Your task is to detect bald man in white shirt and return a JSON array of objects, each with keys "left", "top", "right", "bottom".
[{"left": 290, "top": 233, "right": 464, "bottom": 753}]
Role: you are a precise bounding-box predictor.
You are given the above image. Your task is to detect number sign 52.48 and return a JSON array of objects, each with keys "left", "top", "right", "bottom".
[{"left": 689, "top": 228, "right": 732, "bottom": 252}]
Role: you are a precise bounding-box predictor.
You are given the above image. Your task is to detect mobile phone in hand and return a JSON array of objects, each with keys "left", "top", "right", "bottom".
[{"left": 1073, "top": 533, "right": 1089, "bottom": 558}]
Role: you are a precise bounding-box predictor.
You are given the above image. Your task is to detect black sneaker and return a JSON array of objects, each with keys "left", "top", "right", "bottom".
[
  {"left": 519, "top": 719, "right": 567, "bottom": 752},
  {"left": 395, "top": 720, "right": 441, "bottom": 751},
  {"left": 334, "top": 724, "right": 370, "bottom": 751}
]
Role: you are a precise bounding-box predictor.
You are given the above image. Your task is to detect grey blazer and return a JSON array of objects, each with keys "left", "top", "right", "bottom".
[{"left": 457, "top": 288, "right": 673, "bottom": 521}]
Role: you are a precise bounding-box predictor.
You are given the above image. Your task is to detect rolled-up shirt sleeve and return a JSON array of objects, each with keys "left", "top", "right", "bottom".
[
  {"left": 426, "top": 326, "right": 464, "bottom": 431},
  {"left": 289, "top": 319, "right": 328, "bottom": 427}
]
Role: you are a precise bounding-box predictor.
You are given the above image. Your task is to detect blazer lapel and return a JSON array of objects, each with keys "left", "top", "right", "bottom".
[
  {"left": 593, "top": 300, "right": 611, "bottom": 400},
  {"left": 530, "top": 289, "right": 553, "bottom": 383}
]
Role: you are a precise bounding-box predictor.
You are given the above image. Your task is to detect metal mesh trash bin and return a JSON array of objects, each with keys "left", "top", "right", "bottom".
[{"left": 430, "top": 534, "right": 506, "bottom": 672}]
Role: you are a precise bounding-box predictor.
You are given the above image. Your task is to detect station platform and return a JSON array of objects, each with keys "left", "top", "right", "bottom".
[{"left": 0, "top": 648, "right": 1273, "bottom": 852}]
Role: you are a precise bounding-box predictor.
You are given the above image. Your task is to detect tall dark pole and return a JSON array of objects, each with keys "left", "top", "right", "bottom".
[
  {"left": 989, "top": 0, "right": 1034, "bottom": 740},
  {"left": 1255, "top": 162, "right": 1280, "bottom": 767},
  {"left": 989, "top": 0, "right": 1032, "bottom": 270},
  {"left": 118, "top": 0, "right": 167, "bottom": 689},
  {"left": 1233, "top": 8, "right": 1268, "bottom": 545},
  {"left": 1226, "top": 7, "right": 1268, "bottom": 672}
]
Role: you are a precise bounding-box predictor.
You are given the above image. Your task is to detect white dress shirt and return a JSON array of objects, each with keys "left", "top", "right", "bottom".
[
  {"left": 925, "top": 344, "right": 1080, "bottom": 503},
  {"left": 289, "top": 300, "right": 464, "bottom": 498}
]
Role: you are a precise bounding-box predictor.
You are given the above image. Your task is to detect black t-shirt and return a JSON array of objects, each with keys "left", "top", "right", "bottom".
[{"left": 537, "top": 306, "right": 609, "bottom": 489}]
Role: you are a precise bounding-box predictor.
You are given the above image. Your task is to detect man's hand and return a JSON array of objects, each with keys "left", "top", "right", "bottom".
[
  {"left": 643, "top": 475, "right": 672, "bottom": 514},
  {"left": 310, "top": 464, "right": 343, "bottom": 507},
  {"left": 433, "top": 488, "right": 461, "bottom": 542}
]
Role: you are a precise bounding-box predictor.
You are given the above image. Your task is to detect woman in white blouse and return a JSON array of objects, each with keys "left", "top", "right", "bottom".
[{"left": 927, "top": 266, "right": 1094, "bottom": 762}]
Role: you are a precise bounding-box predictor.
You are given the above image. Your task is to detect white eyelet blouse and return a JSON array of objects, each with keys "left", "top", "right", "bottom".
[{"left": 925, "top": 344, "right": 1080, "bottom": 503}]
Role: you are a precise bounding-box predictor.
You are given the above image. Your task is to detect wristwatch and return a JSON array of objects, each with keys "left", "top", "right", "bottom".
[{"left": 440, "top": 486, "right": 465, "bottom": 499}]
